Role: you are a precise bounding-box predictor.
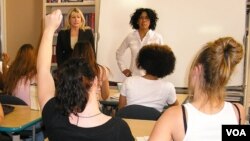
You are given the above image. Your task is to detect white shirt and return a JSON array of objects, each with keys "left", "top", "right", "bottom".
[
  {"left": 120, "top": 76, "right": 176, "bottom": 112},
  {"left": 116, "top": 30, "right": 163, "bottom": 76},
  {"left": 183, "top": 102, "right": 238, "bottom": 141}
]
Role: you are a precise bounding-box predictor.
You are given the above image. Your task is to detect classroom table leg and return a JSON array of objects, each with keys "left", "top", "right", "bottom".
[{"left": 32, "top": 125, "right": 36, "bottom": 141}]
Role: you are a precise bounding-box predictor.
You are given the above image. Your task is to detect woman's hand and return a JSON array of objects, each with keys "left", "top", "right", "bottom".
[
  {"left": 2, "top": 53, "right": 10, "bottom": 65},
  {"left": 44, "top": 9, "right": 63, "bottom": 32},
  {"left": 122, "top": 69, "right": 132, "bottom": 77}
]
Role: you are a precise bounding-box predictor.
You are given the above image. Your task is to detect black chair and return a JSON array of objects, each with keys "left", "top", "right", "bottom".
[
  {"left": 115, "top": 105, "right": 161, "bottom": 120},
  {"left": 0, "top": 94, "right": 27, "bottom": 105},
  {"left": 0, "top": 133, "right": 12, "bottom": 141},
  {"left": 0, "top": 94, "right": 44, "bottom": 140}
]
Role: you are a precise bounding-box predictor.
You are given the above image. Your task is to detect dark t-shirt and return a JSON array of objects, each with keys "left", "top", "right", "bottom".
[{"left": 42, "top": 98, "right": 134, "bottom": 141}]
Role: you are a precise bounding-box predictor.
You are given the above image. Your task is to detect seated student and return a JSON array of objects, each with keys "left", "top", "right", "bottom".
[
  {"left": 118, "top": 44, "right": 179, "bottom": 112},
  {"left": 72, "top": 41, "right": 110, "bottom": 100},
  {"left": 149, "top": 37, "right": 246, "bottom": 141},
  {"left": 37, "top": 9, "right": 134, "bottom": 141},
  {"left": 4, "top": 44, "right": 37, "bottom": 105}
]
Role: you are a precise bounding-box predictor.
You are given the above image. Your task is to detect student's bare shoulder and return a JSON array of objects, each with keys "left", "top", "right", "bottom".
[{"left": 161, "top": 105, "right": 183, "bottom": 121}]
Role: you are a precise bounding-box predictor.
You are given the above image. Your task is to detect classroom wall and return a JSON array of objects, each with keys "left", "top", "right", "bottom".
[{"left": 6, "top": 0, "right": 42, "bottom": 60}]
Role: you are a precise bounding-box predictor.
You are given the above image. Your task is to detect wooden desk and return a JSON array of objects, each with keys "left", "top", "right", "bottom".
[
  {"left": 177, "top": 93, "right": 189, "bottom": 104},
  {"left": 124, "top": 118, "right": 155, "bottom": 139},
  {"left": 0, "top": 105, "right": 42, "bottom": 141}
]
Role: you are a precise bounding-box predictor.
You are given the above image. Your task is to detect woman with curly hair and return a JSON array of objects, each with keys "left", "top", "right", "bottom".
[
  {"left": 116, "top": 8, "right": 163, "bottom": 77},
  {"left": 118, "top": 44, "right": 178, "bottom": 112},
  {"left": 4, "top": 44, "right": 37, "bottom": 105}
]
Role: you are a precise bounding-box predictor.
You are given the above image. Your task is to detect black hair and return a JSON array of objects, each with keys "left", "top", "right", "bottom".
[
  {"left": 130, "top": 8, "right": 158, "bottom": 30},
  {"left": 55, "top": 58, "right": 95, "bottom": 116},
  {"left": 137, "top": 44, "right": 176, "bottom": 78}
]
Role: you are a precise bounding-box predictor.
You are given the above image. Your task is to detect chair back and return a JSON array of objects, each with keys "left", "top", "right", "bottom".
[
  {"left": 115, "top": 105, "right": 161, "bottom": 120},
  {"left": 0, "top": 94, "right": 27, "bottom": 105}
]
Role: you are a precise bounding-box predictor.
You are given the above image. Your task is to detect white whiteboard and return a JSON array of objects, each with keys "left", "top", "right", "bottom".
[{"left": 97, "top": 0, "right": 246, "bottom": 87}]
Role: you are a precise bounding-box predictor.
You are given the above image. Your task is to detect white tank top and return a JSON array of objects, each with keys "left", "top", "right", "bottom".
[{"left": 183, "top": 102, "right": 238, "bottom": 141}]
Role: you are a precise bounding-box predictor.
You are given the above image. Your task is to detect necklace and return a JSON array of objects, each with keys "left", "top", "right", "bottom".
[
  {"left": 77, "top": 112, "right": 102, "bottom": 118},
  {"left": 77, "top": 112, "right": 102, "bottom": 125}
]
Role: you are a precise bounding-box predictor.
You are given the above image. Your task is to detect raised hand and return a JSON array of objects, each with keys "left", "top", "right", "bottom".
[{"left": 44, "top": 9, "right": 63, "bottom": 32}]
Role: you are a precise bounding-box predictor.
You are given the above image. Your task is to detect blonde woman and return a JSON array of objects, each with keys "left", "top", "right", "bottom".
[
  {"left": 56, "top": 7, "right": 94, "bottom": 67},
  {"left": 149, "top": 37, "right": 246, "bottom": 141}
]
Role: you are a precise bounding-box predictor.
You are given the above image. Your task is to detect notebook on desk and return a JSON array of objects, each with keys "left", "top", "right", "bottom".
[
  {"left": 110, "top": 93, "right": 120, "bottom": 100},
  {"left": 29, "top": 84, "right": 40, "bottom": 110},
  {"left": 2, "top": 105, "right": 15, "bottom": 115}
]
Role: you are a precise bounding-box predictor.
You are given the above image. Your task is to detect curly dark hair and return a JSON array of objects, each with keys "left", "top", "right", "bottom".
[
  {"left": 136, "top": 44, "right": 176, "bottom": 78},
  {"left": 130, "top": 8, "right": 158, "bottom": 30},
  {"left": 55, "top": 58, "right": 95, "bottom": 116}
]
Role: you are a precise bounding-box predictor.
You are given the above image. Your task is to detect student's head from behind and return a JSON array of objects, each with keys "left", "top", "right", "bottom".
[
  {"left": 56, "top": 58, "right": 96, "bottom": 116},
  {"left": 16, "top": 44, "right": 37, "bottom": 64},
  {"left": 130, "top": 8, "right": 158, "bottom": 30},
  {"left": 4, "top": 44, "right": 37, "bottom": 94},
  {"left": 72, "top": 41, "right": 96, "bottom": 64},
  {"left": 13, "top": 44, "right": 37, "bottom": 75},
  {"left": 72, "top": 41, "right": 98, "bottom": 75},
  {"left": 188, "top": 37, "right": 243, "bottom": 100},
  {"left": 136, "top": 44, "right": 176, "bottom": 78},
  {"left": 65, "top": 7, "right": 85, "bottom": 29}
]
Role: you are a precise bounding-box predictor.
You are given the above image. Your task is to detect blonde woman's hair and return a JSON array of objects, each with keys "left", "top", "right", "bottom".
[
  {"left": 188, "top": 37, "right": 243, "bottom": 102},
  {"left": 65, "top": 7, "right": 90, "bottom": 30}
]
